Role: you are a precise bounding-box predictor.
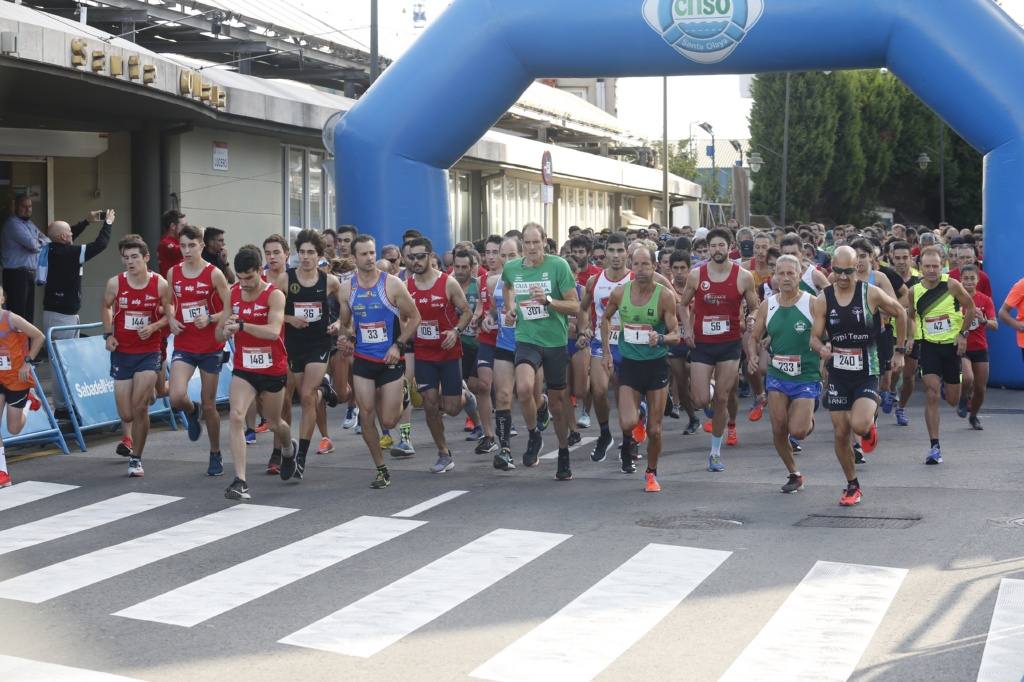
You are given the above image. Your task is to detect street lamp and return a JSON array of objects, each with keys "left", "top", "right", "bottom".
[
  {"left": 729, "top": 139, "right": 743, "bottom": 167},
  {"left": 699, "top": 122, "right": 716, "bottom": 201},
  {"left": 748, "top": 151, "right": 764, "bottom": 174},
  {"left": 917, "top": 153, "right": 931, "bottom": 171},
  {"left": 917, "top": 120, "right": 947, "bottom": 223}
]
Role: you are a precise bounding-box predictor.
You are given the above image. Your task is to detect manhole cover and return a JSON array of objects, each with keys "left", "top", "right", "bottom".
[
  {"left": 637, "top": 514, "right": 743, "bottom": 530},
  {"left": 795, "top": 514, "right": 920, "bottom": 529},
  {"left": 988, "top": 517, "right": 1024, "bottom": 529}
]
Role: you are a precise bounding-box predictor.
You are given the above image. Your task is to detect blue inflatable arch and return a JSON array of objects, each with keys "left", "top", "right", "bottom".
[{"left": 333, "top": 0, "right": 1024, "bottom": 386}]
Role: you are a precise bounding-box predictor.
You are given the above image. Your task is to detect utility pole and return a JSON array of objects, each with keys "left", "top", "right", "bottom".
[
  {"left": 663, "top": 76, "right": 670, "bottom": 228},
  {"left": 370, "top": 0, "right": 379, "bottom": 84},
  {"left": 780, "top": 72, "right": 791, "bottom": 229}
]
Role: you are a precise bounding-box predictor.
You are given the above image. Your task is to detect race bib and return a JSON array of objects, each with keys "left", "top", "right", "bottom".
[
  {"left": 500, "top": 311, "right": 516, "bottom": 328},
  {"left": 623, "top": 324, "right": 652, "bottom": 345},
  {"left": 0, "top": 351, "right": 11, "bottom": 371},
  {"left": 520, "top": 302, "right": 549, "bottom": 321},
  {"left": 772, "top": 354, "right": 802, "bottom": 377},
  {"left": 241, "top": 347, "right": 272, "bottom": 369},
  {"left": 417, "top": 320, "right": 440, "bottom": 340},
  {"left": 124, "top": 312, "right": 150, "bottom": 331},
  {"left": 181, "top": 301, "right": 208, "bottom": 323},
  {"left": 833, "top": 347, "right": 864, "bottom": 372},
  {"left": 294, "top": 302, "right": 322, "bottom": 322},
  {"left": 606, "top": 324, "right": 620, "bottom": 345},
  {"left": 702, "top": 315, "right": 730, "bottom": 336},
  {"left": 969, "top": 317, "right": 981, "bottom": 332},
  {"left": 925, "top": 314, "right": 952, "bottom": 336},
  {"left": 359, "top": 321, "right": 388, "bottom": 345}
]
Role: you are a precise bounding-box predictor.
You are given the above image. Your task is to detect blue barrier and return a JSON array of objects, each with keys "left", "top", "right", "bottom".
[
  {"left": 0, "top": 365, "right": 70, "bottom": 454},
  {"left": 46, "top": 323, "right": 178, "bottom": 452}
]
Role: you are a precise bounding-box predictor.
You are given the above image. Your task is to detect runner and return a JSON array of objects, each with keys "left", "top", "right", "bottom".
[
  {"left": 406, "top": 237, "right": 475, "bottom": 474},
  {"left": 742, "top": 232, "right": 774, "bottom": 420},
  {"left": 472, "top": 236, "right": 504, "bottom": 458},
  {"left": 677, "top": 228, "right": 761, "bottom": 473},
  {"left": 779, "top": 234, "right": 829, "bottom": 296},
  {"left": 748, "top": 255, "right": 820, "bottom": 494},
  {"left": 218, "top": 246, "right": 293, "bottom": 501},
  {"left": 568, "top": 236, "right": 599, "bottom": 430},
  {"left": 167, "top": 225, "right": 231, "bottom": 477},
  {"left": 668, "top": 250, "right": 701, "bottom": 434},
  {"left": 888, "top": 240, "right": 921, "bottom": 426},
  {"left": 958, "top": 264, "right": 996, "bottom": 429},
  {"left": 0, "top": 290, "right": 44, "bottom": 488},
  {"left": 101, "top": 235, "right": 173, "bottom": 478},
  {"left": 453, "top": 248, "right": 493, "bottom": 450},
  {"left": 502, "top": 223, "right": 580, "bottom": 479},
  {"left": 485, "top": 235, "right": 522, "bottom": 471},
  {"left": 337, "top": 235, "right": 420, "bottom": 489},
  {"left": 810, "top": 246, "right": 907, "bottom": 506},
  {"left": 909, "top": 246, "right": 976, "bottom": 464},
  {"left": 600, "top": 245, "right": 680, "bottom": 492},
  {"left": 276, "top": 229, "right": 342, "bottom": 482}
]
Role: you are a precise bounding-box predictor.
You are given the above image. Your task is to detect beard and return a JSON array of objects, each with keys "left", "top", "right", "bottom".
[{"left": 712, "top": 252, "right": 727, "bottom": 264}]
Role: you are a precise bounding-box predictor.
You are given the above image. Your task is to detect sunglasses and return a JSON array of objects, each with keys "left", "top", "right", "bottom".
[
  {"left": 385, "top": 257, "right": 399, "bottom": 264},
  {"left": 408, "top": 253, "right": 429, "bottom": 261},
  {"left": 833, "top": 267, "right": 856, "bottom": 276}
]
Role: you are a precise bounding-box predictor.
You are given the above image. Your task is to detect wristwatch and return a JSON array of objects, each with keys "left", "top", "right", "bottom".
[
  {"left": 238, "top": 321, "right": 245, "bottom": 333},
  {"left": 959, "top": 330, "right": 969, "bottom": 338},
  {"left": 894, "top": 346, "right": 906, "bottom": 354},
  {"left": 543, "top": 295, "right": 552, "bottom": 307}
]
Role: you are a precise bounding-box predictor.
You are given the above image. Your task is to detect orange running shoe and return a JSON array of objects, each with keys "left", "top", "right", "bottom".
[
  {"left": 255, "top": 419, "right": 270, "bottom": 434},
  {"left": 116, "top": 436, "right": 133, "bottom": 457},
  {"left": 26, "top": 390, "right": 42, "bottom": 412},
  {"left": 0, "top": 471, "right": 11, "bottom": 487},
  {"left": 861, "top": 423, "right": 878, "bottom": 453},
  {"left": 644, "top": 471, "right": 661, "bottom": 493},
  {"left": 726, "top": 424, "right": 739, "bottom": 446},
  {"left": 632, "top": 421, "right": 648, "bottom": 445},
  {"left": 317, "top": 437, "right": 334, "bottom": 455},
  {"left": 703, "top": 420, "right": 713, "bottom": 433},
  {"left": 748, "top": 396, "right": 766, "bottom": 422},
  {"left": 464, "top": 417, "right": 475, "bottom": 432},
  {"left": 840, "top": 485, "right": 863, "bottom": 506}
]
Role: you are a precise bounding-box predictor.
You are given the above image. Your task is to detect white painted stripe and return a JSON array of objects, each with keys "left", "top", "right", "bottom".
[
  {"left": 0, "top": 493, "right": 178, "bottom": 557},
  {"left": 392, "top": 490, "right": 468, "bottom": 518},
  {"left": 115, "top": 515, "right": 423, "bottom": 627},
  {"left": 719, "top": 560, "right": 907, "bottom": 682},
  {"left": 539, "top": 437, "right": 597, "bottom": 461},
  {"left": 0, "top": 481, "right": 78, "bottom": 512},
  {"left": 280, "top": 528, "right": 570, "bottom": 657},
  {"left": 977, "top": 578, "right": 1024, "bottom": 682},
  {"left": 0, "top": 654, "right": 143, "bottom": 681},
  {"left": 0, "top": 504, "right": 294, "bottom": 603},
  {"left": 471, "top": 543, "right": 731, "bottom": 682}
]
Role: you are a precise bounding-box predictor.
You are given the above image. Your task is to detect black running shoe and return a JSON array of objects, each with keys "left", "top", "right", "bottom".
[
  {"left": 620, "top": 447, "right": 637, "bottom": 474},
  {"left": 370, "top": 468, "right": 391, "bottom": 489},
  {"left": 665, "top": 401, "right": 680, "bottom": 419},
  {"left": 321, "top": 375, "right": 338, "bottom": 408},
  {"left": 555, "top": 451, "right": 573, "bottom": 480},
  {"left": 523, "top": 430, "right": 542, "bottom": 467},
  {"left": 280, "top": 440, "right": 298, "bottom": 481},
  {"left": 266, "top": 451, "right": 282, "bottom": 475},
  {"left": 493, "top": 448, "right": 516, "bottom": 471},
  {"left": 854, "top": 443, "right": 866, "bottom": 465},
  {"left": 475, "top": 436, "right": 498, "bottom": 455},
  {"left": 591, "top": 432, "right": 614, "bottom": 462},
  {"left": 224, "top": 477, "right": 250, "bottom": 500},
  {"left": 683, "top": 416, "right": 701, "bottom": 435},
  {"left": 294, "top": 450, "right": 307, "bottom": 481},
  {"left": 567, "top": 430, "right": 582, "bottom": 446},
  {"left": 969, "top": 415, "right": 983, "bottom": 430},
  {"left": 537, "top": 397, "right": 551, "bottom": 432}
]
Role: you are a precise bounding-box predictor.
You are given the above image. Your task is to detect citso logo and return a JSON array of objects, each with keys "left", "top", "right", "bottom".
[{"left": 643, "top": 0, "right": 764, "bottom": 64}]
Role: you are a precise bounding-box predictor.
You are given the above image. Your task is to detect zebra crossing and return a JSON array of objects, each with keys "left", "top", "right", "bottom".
[{"left": 0, "top": 479, "right": 1021, "bottom": 682}]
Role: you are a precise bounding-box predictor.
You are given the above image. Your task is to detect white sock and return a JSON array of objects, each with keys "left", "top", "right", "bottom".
[{"left": 0, "top": 446, "right": 7, "bottom": 474}]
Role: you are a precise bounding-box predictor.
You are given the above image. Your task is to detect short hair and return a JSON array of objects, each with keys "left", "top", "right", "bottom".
[
  {"left": 631, "top": 244, "right": 657, "bottom": 264},
  {"left": 14, "top": 193, "right": 29, "bottom": 206},
  {"left": 606, "top": 233, "right": 627, "bottom": 247},
  {"left": 522, "top": 222, "right": 546, "bottom": 241},
  {"left": 674, "top": 236, "right": 691, "bottom": 251},
  {"left": 850, "top": 237, "right": 875, "bottom": 256},
  {"left": 692, "top": 238, "right": 708, "bottom": 250},
  {"left": 161, "top": 209, "right": 184, "bottom": 232},
  {"left": 234, "top": 245, "right": 262, "bottom": 273},
  {"left": 294, "top": 229, "right": 324, "bottom": 255},
  {"left": 889, "top": 240, "right": 911, "bottom": 253},
  {"left": 960, "top": 264, "right": 980, "bottom": 275},
  {"left": 402, "top": 229, "right": 422, "bottom": 243},
  {"left": 504, "top": 229, "right": 522, "bottom": 239},
  {"left": 766, "top": 247, "right": 781, "bottom": 261},
  {"left": 406, "top": 236, "right": 433, "bottom": 254},
  {"left": 177, "top": 225, "right": 203, "bottom": 242},
  {"left": 263, "top": 234, "right": 290, "bottom": 252},
  {"left": 118, "top": 234, "right": 149, "bottom": 257},
  {"left": 706, "top": 228, "right": 732, "bottom": 246},
  {"left": 322, "top": 228, "right": 337, "bottom": 240},
  {"left": 501, "top": 235, "right": 523, "bottom": 255},
  {"left": 775, "top": 254, "right": 801, "bottom": 272},
  {"left": 569, "top": 236, "right": 592, "bottom": 253},
  {"left": 780, "top": 234, "right": 802, "bottom": 251},
  {"left": 203, "top": 227, "right": 224, "bottom": 246},
  {"left": 453, "top": 249, "right": 474, "bottom": 266},
  {"left": 669, "top": 250, "right": 691, "bottom": 267},
  {"left": 337, "top": 225, "right": 358, "bottom": 239},
  {"left": 920, "top": 245, "right": 945, "bottom": 261},
  {"left": 485, "top": 234, "right": 503, "bottom": 248}
]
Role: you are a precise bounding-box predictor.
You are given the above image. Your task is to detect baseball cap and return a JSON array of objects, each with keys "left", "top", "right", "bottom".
[{"left": 694, "top": 227, "right": 709, "bottom": 241}]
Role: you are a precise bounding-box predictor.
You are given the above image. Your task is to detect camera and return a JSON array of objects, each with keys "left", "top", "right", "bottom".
[{"left": 99, "top": 210, "right": 107, "bottom": 221}]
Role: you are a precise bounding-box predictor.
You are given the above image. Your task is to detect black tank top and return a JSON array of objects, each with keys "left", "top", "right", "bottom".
[
  {"left": 824, "top": 282, "right": 881, "bottom": 379},
  {"left": 285, "top": 269, "right": 330, "bottom": 350}
]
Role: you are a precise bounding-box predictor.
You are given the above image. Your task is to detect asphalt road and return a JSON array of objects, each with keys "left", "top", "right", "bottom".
[{"left": 1, "top": 385, "right": 1023, "bottom": 681}]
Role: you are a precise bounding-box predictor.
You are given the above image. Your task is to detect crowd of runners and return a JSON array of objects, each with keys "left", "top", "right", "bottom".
[{"left": 1, "top": 216, "right": 1019, "bottom": 508}]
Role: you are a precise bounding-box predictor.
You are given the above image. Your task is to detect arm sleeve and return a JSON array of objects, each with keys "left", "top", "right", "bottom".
[
  {"left": 84, "top": 222, "right": 112, "bottom": 261},
  {"left": 8, "top": 221, "right": 42, "bottom": 252}
]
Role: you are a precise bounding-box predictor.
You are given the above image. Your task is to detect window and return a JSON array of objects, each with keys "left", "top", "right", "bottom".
[
  {"left": 308, "top": 151, "right": 324, "bottom": 230},
  {"left": 284, "top": 146, "right": 334, "bottom": 233},
  {"left": 288, "top": 148, "right": 305, "bottom": 229}
]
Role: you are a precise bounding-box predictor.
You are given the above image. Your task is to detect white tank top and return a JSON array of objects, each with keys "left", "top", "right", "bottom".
[{"left": 592, "top": 270, "right": 633, "bottom": 344}]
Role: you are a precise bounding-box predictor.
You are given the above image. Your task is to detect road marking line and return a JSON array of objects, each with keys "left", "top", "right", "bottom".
[
  {"left": 0, "top": 653, "right": 144, "bottom": 681},
  {"left": 0, "top": 481, "right": 78, "bottom": 512},
  {"left": 719, "top": 560, "right": 907, "bottom": 682},
  {"left": 392, "top": 490, "right": 468, "bottom": 518},
  {"left": 471, "top": 543, "right": 730, "bottom": 682},
  {"left": 539, "top": 437, "right": 597, "bottom": 461},
  {"left": 0, "top": 504, "right": 295, "bottom": 603},
  {"left": 280, "top": 528, "right": 570, "bottom": 657},
  {"left": 0, "top": 493, "right": 178, "bottom": 557},
  {"left": 115, "top": 515, "right": 424, "bottom": 627},
  {"left": 977, "top": 578, "right": 1024, "bottom": 682}
]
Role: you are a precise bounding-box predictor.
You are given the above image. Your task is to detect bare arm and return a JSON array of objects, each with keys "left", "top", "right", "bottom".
[
  {"left": 9, "top": 313, "right": 44, "bottom": 362},
  {"left": 998, "top": 302, "right": 1023, "bottom": 332},
  {"left": 388, "top": 275, "right": 421, "bottom": 346},
  {"left": 746, "top": 300, "right": 769, "bottom": 374},
  {"left": 660, "top": 285, "right": 681, "bottom": 346},
  {"left": 808, "top": 294, "right": 830, "bottom": 359},
  {"left": 868, "top": 284, "right": 907, "bottom": 351},
  {"left": 600, "top": 287, "right": 622, "bottom": 360},
  {"left": 102, "top": 276, "right": 119, "bottom": 351},
  {"left": 210, "top": 268, "right": 231, "bottom": 326},
  {"left": 576, "top": 275, "right": 598, "bottom": 339}
]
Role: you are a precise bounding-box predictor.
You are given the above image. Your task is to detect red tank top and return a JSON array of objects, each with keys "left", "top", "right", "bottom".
[
  {"left": 694, "top": 263, "right": 743, "bottom": 344},
  {"left": 231, "top": 283, "right": 288, "bottom": 376},
  {"left": 172, "top": 262, "right": 223, "bottom": 354},
  {"left": 408, "top": 272, "right": 461, "bottom": 362},
  {"left": 113, "top": 272, "right": 164, "bottom": 354},
  {"left": 477, "top": 273, "right": 497, "bottom": 346}
]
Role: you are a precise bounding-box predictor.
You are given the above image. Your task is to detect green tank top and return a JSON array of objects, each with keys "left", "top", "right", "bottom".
[
  {"left": 461, "top": 279, "right": 479, "bottom": 347},
  {"left": 766, "top": 292, "right": 822, "bottom": 383},
  {"left": 912, "top": 274, "right": 961, "bottom": 344},
  {"left": 798, "top": 266, "right": 819, "bottom": 296},
  {"left": 617, "top": 281, "right": 668, "bottom": 361}
]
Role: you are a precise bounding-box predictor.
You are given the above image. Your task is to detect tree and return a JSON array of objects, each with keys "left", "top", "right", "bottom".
[
  {"left": 816, "top": 72, "right": 866, "bottom": 224},
  {"left": 650, "top": 139, "right": 698, "bottom": 180}
]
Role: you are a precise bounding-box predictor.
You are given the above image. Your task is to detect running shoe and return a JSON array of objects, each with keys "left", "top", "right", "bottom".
[
  {"left": 537, "top": 396, "right": 551, "bottom": 431},
  {"left": 631, "top": 421, "right": 647, "bottom": 446},
  {"left": 224, "top": 477, "right": 250, "bottom": 500},
  {"left": 781, "top": 473, "right": 805, "bottom": 494},
  {"left": 523, "top": 430, "right": 543, "bottom": 467},
  {"left": 703, "top": 420, "right": 713, "bottom": 434},
  {"left": 663, "top": 399, "right": 676, "bottom": 418},
  {"left": 464, "top": 417, "right": 475, "bottom": 432},
  {"left": 354, "top": 423, "right": 362, "bottom": 435},
  {"left": 707, "top": 453, "right": 725, "bottom": 472},
  {"left": 206, "top": 452, "right": 223, "bottom": 477},
  {"left": 266, "top": 451, "right": 281, "bottom": 475},
  {"left": 860, "top": 423, "right": 878, "bottom": 454},
  {"left": 789, "top": 436, "right": 803, "bottom": 454},
  {"left": 956, "top": 397, "right": 969, "bottom": 419},
  {"left": 577, "top": 412, "right": 591, "bottom": 429},
  {"left": 294, "top": 450, "right": 307, "bottom": 481},
  {"left": 493, "top": 448, "right": 516, "bottom": 471},
  {"left": 317, "top": 437, "right": 334, "bottom": 454},
  {"left": 895, "top": 406, "right": 909, "bottom": 426},
  {"left": 704, "top": 404, "right": 714, "bottom": 419},
  {"left": 568, "top": 430, "right": 582, "bottom": 446},
  {"left": 321, "top": 375, "right": 338, "bottom": 408},
  {"left": 510, "top": 424, "right": 519, "bottom": 437},
  {"left": 683, "top": 416, "right": 701, "bottom": 435},
  {"left": 726, "top": 424, "right": 739, "bottom": 446},
  {"left": 748, "top": 396, "right": 766, "bottom": 422},
  {"left": 839, "top": 485, "right": 862, "bottom": 507},
  {"left": 128, "top": 457, "right": 144, "bottom": 478},
  {"left": 279, "top": 440, "right": 298, "bottom": 480},
  {"left": 430, "top": 451, "right": 455, "bottom": 474},
  {"left": 26, "top": 390, "right": 41, "bottom": 411},
  {"left": 370, "top": 468, "right": 391, "bottom": 489},
  {"left": 620, "top": 448, "right": 637, "bottom": 474},
  {"left": 0, "top": 471, "right": 12, "bottom": 487},
  {"left": 116, "top": 436, "right": 133, "bottom": 457},
  {"left": 969, "top": 415, "right": 983, "bottom": 431},
  {"left": 342, "top": 405, "right": 359, "bottom": 429},
  {"left": 644, "top": 471, "right": 661, "bottom": 493},
  {"left": 380, "top": 433, "right": 394, "bottom": 449},
  {"left": 555, "top": 451, "right": 573, "bottom": 480},
  {"left": 244, "top": 428, "right": 256, "bottom": 445},
  {"left": 391, "top": 438, "right": 416, "bottom": 458},
  {"left": 591, "top": 432, "right": 614, "bottom": 462},
  {"left": 465, "top": 425, "right": 484, "bottom": 441},
  {"left": 187, "top": 402, "right": 203, "bottom": 442},
  {"left": 854, "top": 443, "right": 866, "bottom": 465},
  {"left": 925, "top": 444, "right": 942, "bottom": 465},
  {"left": 475, "top": 436, "right": 498, "bottom": 454},
  {"left": 881, "top": 391, "right": 895, "bottom": 414},
  {"left": 255, "top": 418, "right": 270, "bottom": 434}
]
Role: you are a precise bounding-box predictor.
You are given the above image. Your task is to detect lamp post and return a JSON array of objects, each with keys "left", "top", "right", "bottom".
[
  {"left": 729, "top": 139, "right": 744, "bottom": 168},
  {"left": 663, "top": 76, "right": 670, "bottom": 228},
  {"left": 917, "top": 123, "right": 947, "bottom": 224},
  {"left": 699, "top": 121, "right": 715, "bottom": 202}
]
